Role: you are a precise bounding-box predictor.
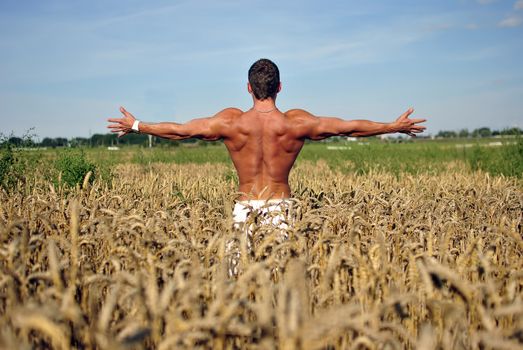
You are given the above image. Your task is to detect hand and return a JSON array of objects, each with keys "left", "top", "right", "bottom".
[
  {"left": 107, "top": 107, "right": 137, "bottom": 138},
  {"left": 393, "top": 108, "right": 426, "bottom": 137}
]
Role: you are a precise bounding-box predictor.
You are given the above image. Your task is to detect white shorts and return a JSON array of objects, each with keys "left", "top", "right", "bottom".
[
  {"left": 227, "top": 199, "right": 293, "bottom": 277},
  {"left": 232, "top": 199, "right": 293, "bottom": 230}
]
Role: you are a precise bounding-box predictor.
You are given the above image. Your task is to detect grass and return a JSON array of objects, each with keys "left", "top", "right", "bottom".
[
  {"left": 3, "top": 137, "right": 520, "bottom": 196},
  {"left": 75, "top": 137, "right": 522, "bottom": 178}
]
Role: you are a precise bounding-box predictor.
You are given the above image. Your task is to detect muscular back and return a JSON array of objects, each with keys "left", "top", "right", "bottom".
[{"left": 221, "top": 108, "right": 306, "bottom": 200}]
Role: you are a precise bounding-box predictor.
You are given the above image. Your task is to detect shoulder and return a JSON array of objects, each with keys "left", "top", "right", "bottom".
[
  {"left": 284, "top": 109, "right": 322, "bottom": 139},
  {"left": 209, "top": 108, "right": 243, "bottom": 135},
  {"left": 215, "top": 107, "right": 243, "bottom": 119},
  {"left": 209, "top": 108, "right": 243, "bottom": 128},
  {"left": 284, "top": 109, "right": 319, "bottom": 128},
  {"left": 284, "top": 109, "right": 316, "bottom": 120}
]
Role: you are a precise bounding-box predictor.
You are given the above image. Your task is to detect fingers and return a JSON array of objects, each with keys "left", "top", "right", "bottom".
[
  {"left": 410, "top": 118, "right": 426, "bottom": 124},
  {"left": 120, "top": 106, "right": 134, "bottom": 119},
  {"left": 407, "top": 125, "right": 425, "bottom": 135},
  {"left": 400, "top": 130, "right": 416, "bottom": 137},
  {"left": 111, "top": 129, "right": 128, "bottom": 137},
  {"left": 398, "top": 107, "right": 414, "bottom": 120},
  {"left": 106, "top": 108, "right": 133, "bottom": 138},
  {"left": 107, "top": 124, "right": 122, "bottom": 129},
  {"left": 109, "top": 126, "right": 126, "bottom": 133},
  {"left": 400, "top": 127, "right": 424, "bottom": 136},
  {"left": 107, "top": 124, "right": 127, "bottom": 133},
  {"left": 107, "top": 122, "right": 130, "bottom": 135}
]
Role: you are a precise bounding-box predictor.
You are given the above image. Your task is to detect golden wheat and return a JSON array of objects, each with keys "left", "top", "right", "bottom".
[{"left": 0, "top": 161, "right": 522, "bottom": 349}]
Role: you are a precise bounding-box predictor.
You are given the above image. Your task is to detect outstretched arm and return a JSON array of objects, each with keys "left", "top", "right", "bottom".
[
  {"left": 107, "top": 107, "right": 240, "bottom": 141},
  {"left": 289, "top": 108, "right": 426, "bottom": 140}
]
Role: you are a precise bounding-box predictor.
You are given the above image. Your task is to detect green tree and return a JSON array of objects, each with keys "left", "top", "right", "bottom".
[
  {"left": 436, "top": 130, "right": 457, "bottom": 138},
  {"left": 500, "top": 127, "right": 522, "bottom": 136},
  {"left": 458, "top": 129, "right": 469, "bottom": 138},
  {"left": 472, "top": 127, "right": 491, "bottom": 138}
]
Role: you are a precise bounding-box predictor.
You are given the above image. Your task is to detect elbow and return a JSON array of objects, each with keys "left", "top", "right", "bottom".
[{"left": 167, "top": 124, "right": 189, "bottom": 140}]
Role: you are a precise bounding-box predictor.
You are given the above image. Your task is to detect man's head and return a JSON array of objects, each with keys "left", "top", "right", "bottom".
[{"left": 248, "top": 59, "right": 281, "bottom": 100}]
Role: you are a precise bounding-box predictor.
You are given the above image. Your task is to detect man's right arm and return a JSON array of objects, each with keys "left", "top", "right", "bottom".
[
  {"left": 139, "top": 117, "right": 223, "bottom": 141},
  {"left": 107, "top": 107, "right": 241, "bottom": 140},
  {"left": 287, "top": 108, "right": 426, "bottom": 140}
]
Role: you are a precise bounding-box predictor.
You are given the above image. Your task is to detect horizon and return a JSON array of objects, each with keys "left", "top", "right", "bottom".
[
  {"left": 4, "top": 125, "right": 520, "bottom": 144},
  {"left": 1, "top": 0, "right": 522, "bottom": 139}
]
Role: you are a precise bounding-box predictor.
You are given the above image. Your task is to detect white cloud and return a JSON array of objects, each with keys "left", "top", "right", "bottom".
[
  {"left": 515, "top": 0, "right": 523, "bottom": 10},
  {"left": 498, "top": 15, "right": 523, "bottom": 27}
]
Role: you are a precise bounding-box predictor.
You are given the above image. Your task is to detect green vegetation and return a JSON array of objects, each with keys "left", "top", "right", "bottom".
[
  {"left": 299, "top": 138, "right": 522, "bottom": 178},
  {"left": 469, "top": 137, "right": 523, "bottom": 177},
  {"left": 130, "top": 142, "right": 229, "bottom": 165},
  {"left": 109, "top": 137, "right": 521, "bottom": 179},
  {"left": 2, "top": 136, "right": 522, "bottom": 191},
  {"left": 54, "top": 149, "right": 98, "bottom": 188},
  {"left": 0, "top": 141, "right": 22, "bottom": 191},
  {"left": 0, "top": 133, "right": 39, "bottom": 191}
]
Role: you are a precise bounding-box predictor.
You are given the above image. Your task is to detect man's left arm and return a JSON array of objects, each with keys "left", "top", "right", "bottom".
[
  {"left": 289, "top": 108, "right": 426, "bottom": 140},
  {"left": 107, "top": 107, "right": 239, "bottom": 141}
]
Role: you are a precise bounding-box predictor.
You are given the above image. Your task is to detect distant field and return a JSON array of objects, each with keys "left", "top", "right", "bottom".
[{"left": 72, "top": 137, "right": 522, "bottom": 178}]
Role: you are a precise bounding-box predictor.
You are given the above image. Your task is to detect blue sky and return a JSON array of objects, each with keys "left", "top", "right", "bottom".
[{"left": 1, "top": 0, "right": 522, "bottom": 139}]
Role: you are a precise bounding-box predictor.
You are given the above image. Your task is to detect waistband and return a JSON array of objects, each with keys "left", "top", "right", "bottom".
[
  {"left": 236, "top": 199, "right": 292, "bottom": 206},
  {"left": 234, "top": 199, "right": 294, "bottom": 211}
]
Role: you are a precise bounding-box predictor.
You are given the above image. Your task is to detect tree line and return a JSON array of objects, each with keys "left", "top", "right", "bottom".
[
  {"left": 4, "top": 133, "right": 195, "bottom": 148},
  {"left": 436, "top": 127, "right": 521, "bottom": 139}
]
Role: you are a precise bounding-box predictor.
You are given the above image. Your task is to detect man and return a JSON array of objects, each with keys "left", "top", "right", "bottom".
[{"left": 107, "top": 58, "right": 426, "bottom": 227}]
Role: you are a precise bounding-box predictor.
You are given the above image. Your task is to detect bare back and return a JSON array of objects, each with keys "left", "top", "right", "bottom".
[{"left": 222, "top": 109, "right": 305, "bottom": 200}]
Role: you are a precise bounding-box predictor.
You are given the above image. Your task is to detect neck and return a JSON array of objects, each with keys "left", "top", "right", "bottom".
[{"left": 252, "top": 98, "right": 277, "bottom": 113}]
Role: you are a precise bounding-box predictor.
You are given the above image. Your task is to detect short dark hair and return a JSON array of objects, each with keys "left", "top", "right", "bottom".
[{"left": 248, "top": 59, "right": 280, "bottom": 100}]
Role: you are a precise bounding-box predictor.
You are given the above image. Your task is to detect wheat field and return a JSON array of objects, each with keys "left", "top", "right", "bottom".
[{"left": 1, "top": 161, "right": 522, "bottom": 349}]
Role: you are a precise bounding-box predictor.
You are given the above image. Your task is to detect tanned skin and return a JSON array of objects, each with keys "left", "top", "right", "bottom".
[{"left": 107, "top": 83, "right": 426, "bottom": 200}]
